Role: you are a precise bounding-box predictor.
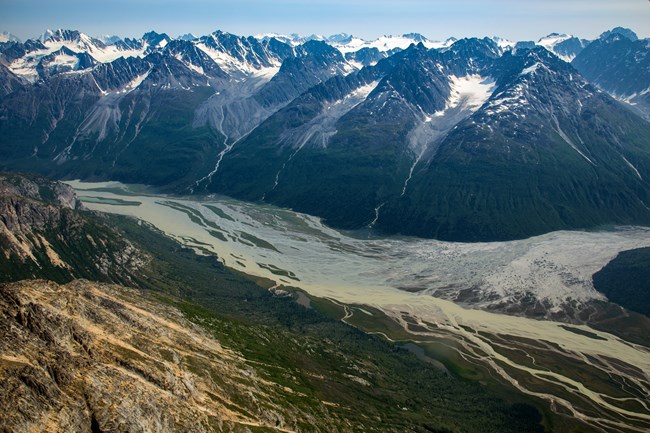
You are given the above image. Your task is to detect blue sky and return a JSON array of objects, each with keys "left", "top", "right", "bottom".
[{"left": 2, "top": 0, "right": 649, "bottom": 41}]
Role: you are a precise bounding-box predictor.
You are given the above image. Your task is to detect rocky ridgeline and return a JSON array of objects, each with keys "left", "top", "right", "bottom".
[
  {"left": 0, "top": 173, "right": 146, "bottom": 283},
  {"left": 0, "top": 173, "right": 79, "bottom": 210},
  {"left": 0, "top": 279, "right": 338, "bottom": 432}
]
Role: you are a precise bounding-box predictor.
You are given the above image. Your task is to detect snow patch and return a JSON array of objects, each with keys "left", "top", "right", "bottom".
[
  {"left": 174, "top": 54, "right": 205, "bottom": 75},
  {"left": 536, "top": 33, "right": 576, "bottom": 62},
  {"left": 618, "top": 87, "right": 650, "bottom": 105},
  {"left": 9, "top": 55, "right": 42, "bottom": 81},
  {"left": 400, "top": 76, "right": 496, "bottom": 197},
  {"left": 122, "top": 71, "right": 150, "bottom": 93},
  {"left": 445, "top": 75, "right": 497, "bottom": 112},
  {"left": 537, "top": 33, "right": 572, "bottom": 49},
  {"left": 254, "top": 32, "right": 305, "bottom": 47},
  {"left": 332, "top": 34, "right": 453, "bottom": 54},
  {"left": 621, "top": 155, "right": 643, "bottom": 180},
  {"left": 520, "top": 62, "right": 541, "bottom": 76},
  {"left": 279, "top": 79, "right": 380, "bottom": 150},
  {"left": 484, "top": 83, "right": 527, "bottom": 115},
  {"left": 49, "top": 54, "right": 79, "bottom": 68},
  {"left": 8, "top": 34, "right": 147, "bottom": 79},
  {"left": 43, "top": 37, "right": 143, "bottom": 63},
  {"left": 195, "top": 42, "right": 280, "bottom": 75},
  {"left": 0, "top": 31, "right": 20, "bottom": 43},
  {"left": 555, "top": 121, "right": 595, "bottom": 166},
  {"left": 264, "top": 80, "right": 380, "bottom": 198},
  {"left": 492, "top": 36, "right": 516, "bottom": 50}
]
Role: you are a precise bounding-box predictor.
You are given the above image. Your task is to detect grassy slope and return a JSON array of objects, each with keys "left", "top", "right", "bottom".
[{"left": 0, "top": 87, "right": 222, "bottom": 190}]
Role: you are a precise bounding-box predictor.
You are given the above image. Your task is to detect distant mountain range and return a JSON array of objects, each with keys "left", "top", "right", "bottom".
[
  {"left": 573, "top": 28, "right": 650, "bottom": 121},
  {"left": 1, "top": 26, "right": 648, "bottom": 241},
  {"left": 0, "top": 31, "right": 20, "bottom": 43}
]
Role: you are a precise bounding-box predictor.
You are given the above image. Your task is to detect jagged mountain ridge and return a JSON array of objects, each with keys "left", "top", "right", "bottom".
[
  {"left": 0, "top": 27, "right": 613, "bottom": 81},
  {"left": 536, "top": 33, "right": 590, "bottom": 62},
  {"left": 0, "top": 31, "right": 20, "bottom": 43},
  {"left": 0, "top": 29, "right": 355, "bottom": 187},
  {"left": 382, "top": 47, "right": 650, "bottom": 240},
  {"left": 0, "top": 27, "right": 649, "bottom": 241},
  {"left": 572, "top": 29, "right": 650, "bottom": 121},
  {"left": 192, "top": 39, "right": 353, "bottom": 145},
  {"left": 0, "top": 173, "right": 147, "bottom": 283},
  {"left": 205, "top": 40, "right": 650, "bottom": 240},
  {"left": 205, "top": 39, "right": 500, "bottom": 206}
]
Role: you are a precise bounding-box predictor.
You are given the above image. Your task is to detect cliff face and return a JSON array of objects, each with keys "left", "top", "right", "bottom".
[
  {"left": 0, "top": 173, "right": 146, "bottom": 283},
  {"left": 0, "top": 173, "right": 79, "bottom": 210},
  {"left": 0, "top": 279, "right": 335, "bottom": 433}
]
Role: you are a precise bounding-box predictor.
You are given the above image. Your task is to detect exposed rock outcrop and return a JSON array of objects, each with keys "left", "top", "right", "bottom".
[
  {"left": 0, "top": 280, "right": 335, "bottom": 432},
  {"left": 0, "top": 173, "right": 146, "bottom": 283}
]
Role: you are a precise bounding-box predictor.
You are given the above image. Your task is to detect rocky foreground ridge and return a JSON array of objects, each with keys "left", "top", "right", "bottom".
[
  {"left": 0, "top": 173, "right": 146, "bottom": 283},
  {"left": 0, "top": 279, "right": 341, "bottom": 433}
]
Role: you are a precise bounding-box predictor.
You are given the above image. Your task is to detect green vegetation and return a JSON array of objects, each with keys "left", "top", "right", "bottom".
[
  {"left": 593, "top": 247, "right": 650, "bottom": 317},
  {"left": 0, "top": 174, "right": 144, "bottom": 286},
  {"left": 207, "top": 67, "right": 650, "bottom": 241},
  {"left": 204, "top": 204, "right": 236, "bottom": 222},
  {"left": 239, "top": 232, "right": 280, "bottom": 252},
  {"left": 308, "top": 296, "right": 347, "bottom": 321},
  {"left": 111, "top": 88, "right": 225, "bottom": 188},
  {"left": 558, "top": 325, "right": 607, "bottom": 341},
  {"left": 256, "top": 263, "right": 299, "bottom": 280},
  {"left": 0, "top": 86, "right": 223, "bottom": 190},
  {"left": 78, "top": 196, "right": 142, "bottom": 206}
]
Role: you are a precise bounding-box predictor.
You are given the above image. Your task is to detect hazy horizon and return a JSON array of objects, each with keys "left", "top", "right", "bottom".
[{"left": 1, "top": 0, "right": 649, "bottom": 42}]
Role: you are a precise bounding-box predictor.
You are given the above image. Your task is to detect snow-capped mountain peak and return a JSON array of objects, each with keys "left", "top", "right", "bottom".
[
  {"left": 37, "top": 29, "right": 56, "bottom": 42},
  {"left": 255, "top": 32, "right": 297, "bottom": 46},
  {"left": 537, "top": 33, "right": 572, "bottom": 49},
  {"left": 6, "top": 29, "right": 152, "bottom": 81},
  {"left": 194, "top": 30, "right": 294, "bottom": 75},
  {"left": 142, "top": 31, "right": 170, "bottom": 49},
  {"left": 535, "top": 32, "right": 589, "bottom": 62},
  {"left": 39, "top": 29, "right": 150, "bottom": 63},
  {"left": 327, "top": 33, "right": 354, "bottom": 44},
  {"left": 331, "top": 33, "right": 449, "bottom": 54},
  {"left": 402, "top": 33, "right": 428, "bottom": 43},
  {"left": 491, "top": 36, "right": 516, "bottom": 50},
  {"left": 0, "top": 31, "right": 21, "bottom": 43},
  {"left": 178, "top": 33, "right": 198, "bottom": 41},
  {"left": 599, "top": 27, "right": 638, "bottom": 42},
  {"left": 97, "top": 35, "right": 122, "bottom": 45}
]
